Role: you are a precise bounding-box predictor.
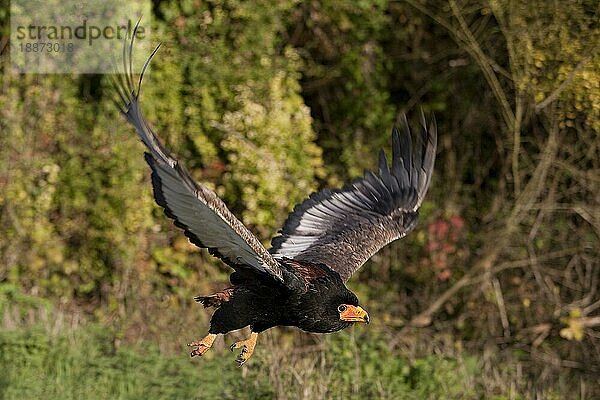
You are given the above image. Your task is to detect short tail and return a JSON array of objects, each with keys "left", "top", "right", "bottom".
[{"left": 194, "top": 288, "right": 234, "bottom": 308}]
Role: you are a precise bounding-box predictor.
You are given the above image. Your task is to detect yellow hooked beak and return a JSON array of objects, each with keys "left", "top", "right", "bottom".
[{"left": 339, "top": 305, "right": 370, "bottom": 324}]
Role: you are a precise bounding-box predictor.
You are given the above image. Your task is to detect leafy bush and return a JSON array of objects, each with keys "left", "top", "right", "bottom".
[{"left": 0, "top": 0, "right": 598, "bottom": 398}]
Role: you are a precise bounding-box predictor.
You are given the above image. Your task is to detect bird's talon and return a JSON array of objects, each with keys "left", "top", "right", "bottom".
[
  {"left": 190, "top": 344, "right": 208, "bottom": 357},
  {"left": 230, "top": 332, "right": 258, "bottom": 366},
  {"left": 235, "top": 356, "right": 247, "bottom": 367},
  {"left": 188, "top": 333, "right": 216, "bottom": 358}
]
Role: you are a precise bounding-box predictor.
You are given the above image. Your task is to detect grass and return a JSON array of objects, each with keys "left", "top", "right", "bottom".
[
  {"left": 0, "top": 324, "right": 276, "bottom": 400},
  {"left": 0, "top": 322, "right": 489, "bottom": 400},
  {"left": 0, "top": 284, "right": 530, "bottom": 399}
]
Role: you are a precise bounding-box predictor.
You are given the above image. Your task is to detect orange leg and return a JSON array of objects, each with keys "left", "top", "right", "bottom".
[
  {"left": 230, "top": 332, "right": 258, "bottom": 366},
  {"left": 188, "top": 333, "right": 216, "bottom": 357}
]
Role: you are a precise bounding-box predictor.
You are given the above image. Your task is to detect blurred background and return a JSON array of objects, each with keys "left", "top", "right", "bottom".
[{"left": 0, "top": 0, "right": 599, "bottom": 398}]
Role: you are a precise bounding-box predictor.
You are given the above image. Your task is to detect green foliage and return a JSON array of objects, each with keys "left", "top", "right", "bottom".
[
  {"left": 0, "top": 74, "right": 154, "bottom": 299},
  {"left": 1, "top": 0, "right": 599, "bottom": 398},
  {"left": 0, "top": 283, "right": 52, "bottom": 321},
  {"left": 0, "top": 323, "right": 483, "bottom": 400},
  {"left": 154, "top": 0, "right": 324, "bottom": 235},
  {"left": 220, "top": 69, "right": 323, "bottom": 232},
  {"left": 315, "top": 332, "right": 479, "bottom": 399},
  {"left": 0, "top": 326, "right": 225, "bottom": 399},
  {"left": 287, "top": 1, "right": 397, "bottom": 178},
  {"left": 494, "top": 0, "right": 600, "bottom": 131}
]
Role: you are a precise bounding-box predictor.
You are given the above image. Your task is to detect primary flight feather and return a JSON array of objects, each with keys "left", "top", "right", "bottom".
[{"left": 113, "top": 23, "right": 437, "bottom": 366}]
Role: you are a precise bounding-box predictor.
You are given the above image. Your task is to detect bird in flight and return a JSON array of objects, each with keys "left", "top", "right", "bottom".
[{"left": 112, "top": 22, "right": 437, "bottom": 366}]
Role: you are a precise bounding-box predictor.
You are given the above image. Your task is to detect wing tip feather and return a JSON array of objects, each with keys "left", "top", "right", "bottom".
[{"left": 270, "top": 111, "right": 438, "bottom": 280}]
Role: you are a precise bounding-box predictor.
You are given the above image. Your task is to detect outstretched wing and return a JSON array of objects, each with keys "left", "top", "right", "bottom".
[
  {"left": 270, "top": 115, "right": 437, "bottom": 282},
  {"left": 112, "top": 22, "right": 284, "bottom": 283}
]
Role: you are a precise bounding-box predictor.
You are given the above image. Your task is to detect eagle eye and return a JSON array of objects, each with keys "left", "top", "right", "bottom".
[{"left": 337, "top": 304, "right": 347, "bottom": 313}]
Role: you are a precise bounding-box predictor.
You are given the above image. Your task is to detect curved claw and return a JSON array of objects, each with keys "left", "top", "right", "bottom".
[
  {"left": 235, "top": 354, "right": 248, "bottom": 367},
  {"left": 188, "top": 333, "right": 216, "bottom": 358},
  {"left": 190, "top": 345, "right": 209, "bottom": 358},
  {"left": 229, "top": 332, "right": 258, "bottom": 366}
]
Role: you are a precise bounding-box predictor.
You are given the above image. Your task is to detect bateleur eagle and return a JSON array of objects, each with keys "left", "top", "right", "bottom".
[{"left": 112, "top": 22, "right": 437, "bottom": 366}]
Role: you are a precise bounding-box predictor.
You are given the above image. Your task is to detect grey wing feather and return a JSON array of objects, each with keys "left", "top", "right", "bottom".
[
  {"left": 112, "top": 22, "right": 284, "bottom": 283},
  {"left": 270, "top": 114, "right": 437, "bottom": 281}
]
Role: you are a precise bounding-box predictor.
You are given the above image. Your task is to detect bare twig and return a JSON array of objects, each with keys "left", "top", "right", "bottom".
[
  {"left": 401, "top": 247, "right": 579, "bottom": 331},
  {"left": 447, "top": 0, "right": 515, "bottom": 129},
  {"left": 492, "top": 277, "right": 511, "bottom": 339},
  {"left": 0, "top": 35, "right": 8, "bottom": 57},
  {"left": 581, "top": 316, "right": 600, "bottom": 328},
  {"left": 584, "top": 299, "right": 600, "bottom": 316}
]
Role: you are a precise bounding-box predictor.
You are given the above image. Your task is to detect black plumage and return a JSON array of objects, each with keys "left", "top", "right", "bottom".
[
  {"left": 201, "top": 259, "right": 358, "bottom": 335},
  {"left": 113, "top": 22, "right": 437, "bottom": 366}
]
